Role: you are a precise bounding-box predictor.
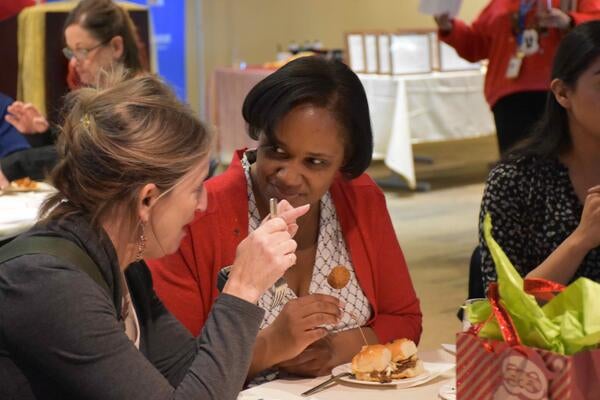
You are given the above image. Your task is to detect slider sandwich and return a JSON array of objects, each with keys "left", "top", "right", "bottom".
[{"left": 350, "top": 339, "right": 424, "bottom": 383}]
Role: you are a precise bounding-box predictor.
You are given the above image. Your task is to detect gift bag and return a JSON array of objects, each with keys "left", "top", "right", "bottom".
[
  {"left": 457, "top": 215, "right": 600, "bottom": 399},
  {"left": 457, "top": 331, "right": 600, "bottom": 399}
]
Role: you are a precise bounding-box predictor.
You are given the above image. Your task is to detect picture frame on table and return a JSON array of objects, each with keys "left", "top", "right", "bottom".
[
  {"left": 437, "top": 40, "right": 481, "bottom": 72},
  {"left": 345, "top": 33, "right": 366, "bottom": 73},
  {"left": 377, "top": 33, "right": 392, "bottom": 74},
  {"left": 364, "top": 33, "right": 379, "bottom": 74},
  {"left": 346, "top": 31, "right": 393, "bottom": 75},
  {"left": 427, "top": 31, "right": 440, "bottom": 70},
  {"left": 390, "top": 31, "right": 433, "bottom": 75}
]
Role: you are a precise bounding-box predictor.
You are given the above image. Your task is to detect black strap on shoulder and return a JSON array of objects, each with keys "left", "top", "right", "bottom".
[{"left": 0, "top": 236, "right": 112, "bottom": 303}]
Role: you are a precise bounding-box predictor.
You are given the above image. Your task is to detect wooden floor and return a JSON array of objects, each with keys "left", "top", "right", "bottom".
[{"left": 370, "top": 134, "right": 499, "bottom": 350}]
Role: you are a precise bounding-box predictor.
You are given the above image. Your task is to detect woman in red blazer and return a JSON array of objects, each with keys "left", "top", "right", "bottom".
[{"left": 148, "top": 56, "right": 422, "bottom": 380}]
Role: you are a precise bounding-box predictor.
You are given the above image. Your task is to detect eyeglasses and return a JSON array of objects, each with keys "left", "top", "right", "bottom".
[{"left": 62, "top": 41, "right": 108, "bottom": 61}]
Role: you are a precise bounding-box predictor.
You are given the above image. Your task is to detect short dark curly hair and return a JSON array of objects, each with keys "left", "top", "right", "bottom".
[{"left": 242, "top": 56, "right": 373, "bottom": 179}]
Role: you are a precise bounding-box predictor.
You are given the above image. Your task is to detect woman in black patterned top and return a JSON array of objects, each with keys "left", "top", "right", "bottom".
[{"left": 479, "top": 21, "right": 600, "bottom": 292}]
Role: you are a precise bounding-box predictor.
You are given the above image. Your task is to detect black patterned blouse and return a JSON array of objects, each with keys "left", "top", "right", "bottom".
[{"left": 478, "top": 155, "right": 600, "bottom": 292}]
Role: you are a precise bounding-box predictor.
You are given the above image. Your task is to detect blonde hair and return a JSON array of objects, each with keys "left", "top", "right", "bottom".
[{"left": 41, "top": 71, "right": 212, "bottom": 235}]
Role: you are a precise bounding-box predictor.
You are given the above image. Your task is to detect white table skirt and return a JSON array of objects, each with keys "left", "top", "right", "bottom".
[
  {"left": 361, "top": 71, "right": 494, "bottom": 189},
  {"left": 209, "top": 67, "right": 494, "bottom": 189},
  {"left": 238, "top": 348, "right": 455, "bottom": 400}
]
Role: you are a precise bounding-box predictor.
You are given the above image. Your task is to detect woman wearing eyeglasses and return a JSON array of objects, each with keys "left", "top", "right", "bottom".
[
  {"left": 0, "top": 71, "right": 309, "bottom": 400},
  {"left": 61, "top": 0, "right": 143, "bottom": 87},
  {"left": 0, "top": 0, "right": 144, "bottom": 189}
]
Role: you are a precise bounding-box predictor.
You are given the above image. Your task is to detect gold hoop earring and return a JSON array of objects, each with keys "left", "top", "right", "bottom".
[{"left": 136, "top": 221, "right": 146, "bottom": 261}]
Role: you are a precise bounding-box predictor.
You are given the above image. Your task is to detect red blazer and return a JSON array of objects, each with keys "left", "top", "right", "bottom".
[
  {"left": 148, "top": 151, "right": 422, "bottom": 344},
  {"left": 440, "top": 0, "right": 600, "bottom": 107}
]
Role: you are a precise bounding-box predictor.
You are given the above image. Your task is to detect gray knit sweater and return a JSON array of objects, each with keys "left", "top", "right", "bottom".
[{"left": 0, "top": 214, "right": 264, "bottom": 399}]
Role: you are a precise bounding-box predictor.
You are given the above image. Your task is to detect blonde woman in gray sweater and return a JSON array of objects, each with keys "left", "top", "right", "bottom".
[{"left": 0, "top": 73, "right": 308, "bottom": 399}]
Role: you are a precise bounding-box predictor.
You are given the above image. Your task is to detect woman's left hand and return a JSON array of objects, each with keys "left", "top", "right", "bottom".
[
  {"left": 538, "top": 8, "right": 572, "bottom": 30},
  {"left": 5, "top": 102, "right": 49, "bottom": 134},
  {"left": 276, "top": 326, "right": 379, "bottom": 377},
  {"left": 277, "top": 335, "right": 337, "bottom": 377}
]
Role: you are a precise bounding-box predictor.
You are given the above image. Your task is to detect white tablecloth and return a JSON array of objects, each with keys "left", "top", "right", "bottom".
[
  {"left": 362, "top": 71, "right": 495, "bottom": 188},
  {"left": 209, "top": 67, "right": 494, "bottom": 189},
  {"left": 0, "top": 190, "right": 52, "bottom": 241},
  {"left": 238, "top": 348, "right": 455, "bottom": 400}
]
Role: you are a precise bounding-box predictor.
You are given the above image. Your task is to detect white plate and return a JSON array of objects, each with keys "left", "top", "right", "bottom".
[
  {"left": 331, "top": 361, "right": 455, "bottom": 388},
  {"left": 330, "top": 362, "right": 430, "bottom": 386},
  {"left": 238, "top": 387, "right": 318, "bottom": 400},
  {"left": 441, "top": 343, "right": 457, "bottom": 355},
  {"left": 438, "top": 381, "right": 456, "bottom": 400},
  {"left": 0, "top": 181, "right": 54, "bottom": 194}
]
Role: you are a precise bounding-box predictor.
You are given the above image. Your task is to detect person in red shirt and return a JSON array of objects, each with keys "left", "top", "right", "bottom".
[
  {"left": 435, "top": 0, "right": 600, "bottom": 154},
  {"left": 148, "top": 56, "right": 422, "bottom": 380}
]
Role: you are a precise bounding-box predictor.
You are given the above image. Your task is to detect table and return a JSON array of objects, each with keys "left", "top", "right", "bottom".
[
  {"left": 209, "top": 67, "right": 494, "bottom": 189},
  {"left": 238, "top": 348, "right": 455, "bottom": 400},
  {"left": 0, "top": 188, "right": 53, "bottom": 241}
]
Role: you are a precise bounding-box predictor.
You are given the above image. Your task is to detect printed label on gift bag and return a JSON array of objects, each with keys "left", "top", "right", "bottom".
[{"left": 493, "top": 349, "right": 552, "bottom": 400}]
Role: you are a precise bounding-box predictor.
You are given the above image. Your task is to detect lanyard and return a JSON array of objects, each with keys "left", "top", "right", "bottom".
[{"left": 517, "top": 0, "right": 537, "bottom": 46}]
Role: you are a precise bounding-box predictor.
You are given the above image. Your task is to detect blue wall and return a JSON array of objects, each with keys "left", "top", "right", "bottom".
[{"left": 128, "top": 0, "right": 187, "bottom": 100}]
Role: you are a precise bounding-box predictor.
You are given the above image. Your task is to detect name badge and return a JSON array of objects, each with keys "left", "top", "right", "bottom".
[{"left": 505, "top": 54, "right": 524, "bottom": 79}]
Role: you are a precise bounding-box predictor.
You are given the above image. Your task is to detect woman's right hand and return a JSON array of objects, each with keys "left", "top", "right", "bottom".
[
  {"left": 572, "top": 185, "right": 600, "bottom": 251},
  {"left": 5, "top": 101, "right": 49, "bottom": 134},
  {"left": 434, "top": 13, "right": 453, "bottom": 33},
  {"left": 223, "top": 203, "right": 310, "bottom": 304},
  {"left": 264, "top": 294, "right": 341, "bottom": 366},
  {"left": 537, "top": 8, "right": 572, "bottom": 30}
]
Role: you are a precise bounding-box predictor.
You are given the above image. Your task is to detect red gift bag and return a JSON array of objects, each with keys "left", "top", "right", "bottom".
[
  {"left": 456, "top": 279, "right": 600, "bottom": 399},
  {"left": 457, "top": 332, "right": 600, "bottom": 399}
]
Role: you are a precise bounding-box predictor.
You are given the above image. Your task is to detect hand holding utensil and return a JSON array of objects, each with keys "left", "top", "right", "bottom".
[{"left": 270, "top": 198, "right": 289, "bottom": 310}]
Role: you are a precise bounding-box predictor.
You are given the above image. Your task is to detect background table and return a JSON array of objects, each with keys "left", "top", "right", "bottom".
[
  {"left": 209, "top": 66, "right": 494, "bottom": 189},
  {"left": 238, "top": 348, "right": 455, "bottom": 400}
]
